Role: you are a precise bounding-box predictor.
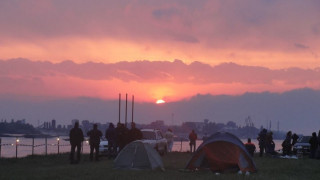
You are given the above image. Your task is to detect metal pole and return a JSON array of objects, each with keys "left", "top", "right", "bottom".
[
  {"left": 0, "top": 138, "right": 2, "bottom": 158},
  {"left": 119, "top": 93, "right": 121, "bottom": 124},
  {"left": 32, "top": 137, "right": 34, "bottom": 156},
  {"left": 132, "top": 95, "right": 134, "bottom": 123},
  {"left": 45, "top": 137, "right": 47, "bottom": 156},
  {"left": 57, "top": 137, "right": 60, "bottom": 154},
  {"left": 16, "top": 137, "right": 18, "bottom": 158},
  {"left": 125, "top": 93, "right": 128, "bottom": 127}
]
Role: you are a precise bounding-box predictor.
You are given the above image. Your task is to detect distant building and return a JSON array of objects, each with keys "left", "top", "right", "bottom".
[
  {"left": 67, "top": 125, "right": 73, "bottom": 130},
  {"left": 82, "top": 120, "right": 90, "bottom": 127},
  {"left": 182, "top": 121, "right": 205, "bottom": 132},
  {"left": 44, "top": 122, "right": 48, "bottom": 129},
  {"left": 82, "top": 120, "right": 90, "bottom": 133},
  {"left": 149, "top": 120, "right": 166, "bottom": 130},
  {"left": 51, "top": 119, "right": 56, "bottom": 129},
  {"left": 16, "top": 119, "right": 26, "bottom": 124},
  {"left": 150, "top": 120, "right": 165, "bottom": 127},
  {"left": 71, "top": 119, "right": 79, "bottom": 126}
]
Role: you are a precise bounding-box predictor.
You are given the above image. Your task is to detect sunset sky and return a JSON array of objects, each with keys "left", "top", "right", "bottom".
[{"left": 1, "top": 0, "right": 320, "bottom": 103}]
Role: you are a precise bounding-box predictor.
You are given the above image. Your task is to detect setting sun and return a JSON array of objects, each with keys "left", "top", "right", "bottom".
[{"left": 156, "top": 99, "right": 166, "bottom": 104}]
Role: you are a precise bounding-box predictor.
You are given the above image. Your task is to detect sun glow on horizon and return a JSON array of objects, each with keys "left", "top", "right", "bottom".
[{"left": 156, "top": 99, "right": 166, "bottom": 104}]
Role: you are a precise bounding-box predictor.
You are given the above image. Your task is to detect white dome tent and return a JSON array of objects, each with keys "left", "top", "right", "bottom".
[{"left": 114, "top": 140, "right": 164, "bottom": 170}]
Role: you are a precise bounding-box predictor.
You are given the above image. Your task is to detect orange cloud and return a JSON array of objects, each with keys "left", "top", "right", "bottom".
[{"left": 1, "top": 59, "right": 320, "bottom": 102}]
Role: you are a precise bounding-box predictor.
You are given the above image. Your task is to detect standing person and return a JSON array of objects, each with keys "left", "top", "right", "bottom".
[
  {"left": 165, "top": 129, "right": 174, "bottom": 152},
  {"left": 128, "top": 122, "right": 142, "bottom": 143},
  {"left": 257, "top": 128, "right": 267, "bottom": 157},
  {"left": 189, "top": 130, "right": 197, "bottom": 153},
  {"left": 265, "top": 131, "right": 276, "bottom": 155},
  {"left": 115, "top": 123, "right": 124, "bottom": 152},
  {"left": 282, "top": 131, "right": 292, "bottom": 156},
  {"left": 69, "top": 122, "right": 84, "bottom": 164},
  {"left": 87, "top": 124, "right": 102, "bottom": 161},
  {"left": 316, "top": 130, "right": 320, "bottom": 159},
  {"left": 105, "top": 123, "right": 116, "bottom": 159},
  {"left": 244, "top": 138, "right": 256, "bottom": 156},
  {"left": 115, "top": 123, "right": 129, "bottom": 152},
  {"left": 309, "top": 132, "right": 318, "bottom": 159}
]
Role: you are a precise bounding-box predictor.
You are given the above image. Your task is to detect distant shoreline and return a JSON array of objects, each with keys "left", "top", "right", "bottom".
[{"left": 0, "top": 133, "right": 55, "bottom": 138}]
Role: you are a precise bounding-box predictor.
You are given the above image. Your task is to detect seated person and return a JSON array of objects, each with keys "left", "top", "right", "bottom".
[
  {"left": 266, "top": 132, "right": 277, "bottom": 155},
  {"left": 245, "top": 138, "right": 256, "bottom": 156}
]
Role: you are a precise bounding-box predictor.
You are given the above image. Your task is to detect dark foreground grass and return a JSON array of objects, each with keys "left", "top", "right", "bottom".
[{"left": 0, "top": 152, "right": 319, "bottom": 180}]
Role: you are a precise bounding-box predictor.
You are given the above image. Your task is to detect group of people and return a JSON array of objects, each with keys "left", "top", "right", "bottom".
[
  {"left": 256, "top": 128, "right": 280, "bottom": 156},
  {"left": 244, "top": 129, "right": 320, "bottom": 160},
  {"left": 308, "top": 130, "right": 320, "bottom": 159},
  {"left": 69, "top": 121, "right": 143, "bottom": 164},
  {"left": 256, "top": 129, "right": 300, "bottom": 157},
  {"left": 105, "top": 122, "right": 143, "bottom": 157},
  {"left": 244, "top": 129, "right": 300, "bottom": 158},
  {"left": 70, "top": 121, "right": 320, "bottom": 163},
  {"left": 281, "top": 131, "right": 299, "bottom": 156}
]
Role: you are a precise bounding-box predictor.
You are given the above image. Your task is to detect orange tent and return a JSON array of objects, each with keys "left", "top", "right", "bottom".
[{"left": 185, "top": 132, "right": 257, "bottom": 173}]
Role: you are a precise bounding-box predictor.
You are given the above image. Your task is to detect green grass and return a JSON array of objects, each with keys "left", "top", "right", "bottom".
[{"left": 0, "top": 152, "right": 319, "bottom": 180}]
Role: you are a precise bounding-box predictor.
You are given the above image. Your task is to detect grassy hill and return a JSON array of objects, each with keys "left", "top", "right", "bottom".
[{"left": 0, "top": 152, "right": 319, "bottom": 180}]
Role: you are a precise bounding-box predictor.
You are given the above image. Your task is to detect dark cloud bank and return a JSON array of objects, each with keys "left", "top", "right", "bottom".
[
  {"left": 1, "top": 58, "right": 320, "bottom": 85},
  {"left": 0, "top": 88, "right": 320, "bottom": 135}
]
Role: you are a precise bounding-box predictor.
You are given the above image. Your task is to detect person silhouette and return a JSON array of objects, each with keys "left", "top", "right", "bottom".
[
  {"left": 87, "top": 124, "right": 102, "bottom": 161},
  {"left": 282, "top": 131, "right": 292, "bottom": 156},
  {"left": 189, "top": 130, "right": 197, "bottom": 153},
  {"left": 105, "top": 123, "right": 117, "bottom": 158},
  {"left": 128, "top": 122, "right": 143, "bottom": 143},
  {"left": 115, "top": 123, "right": 129, "bottom": 152},
  {"left": 257, "top": 128, "right": 267, "bottom": 157},
  {"left": 245, "top": 138, "right": 256, "bottom": 156},
  {"left": 69, "top": 122, "right": 84, "bottom": 164},
  {"left": 309, "top": 132, "right": 318, "bottom": 159}
]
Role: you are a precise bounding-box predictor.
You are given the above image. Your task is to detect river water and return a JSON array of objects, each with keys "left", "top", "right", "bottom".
[
  {"left": 0, "top": 136, "right": 283, "bottom": 158},
  {"left": 172, "top": 139, "right": 283, "bottom": 153}
]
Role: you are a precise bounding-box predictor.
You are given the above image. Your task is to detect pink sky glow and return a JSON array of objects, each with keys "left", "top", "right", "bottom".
[{"left": 1, "top": 0, "right": 320, "bottom": 102}]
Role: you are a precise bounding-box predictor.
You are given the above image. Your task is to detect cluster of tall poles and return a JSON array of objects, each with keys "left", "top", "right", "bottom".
[{"left": 118, "top": 93, "right": 135, "bottom": 128}]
